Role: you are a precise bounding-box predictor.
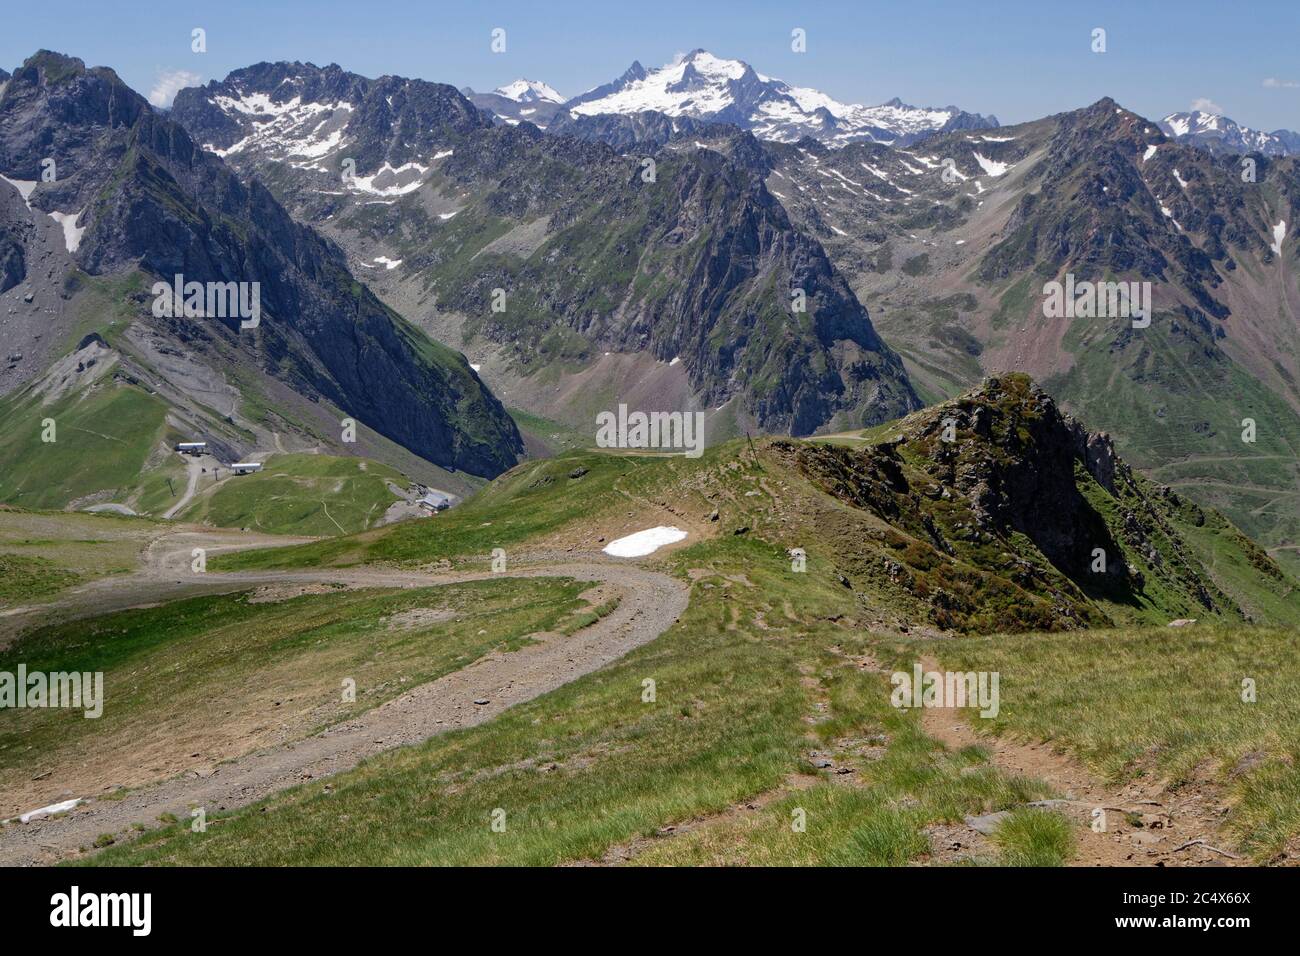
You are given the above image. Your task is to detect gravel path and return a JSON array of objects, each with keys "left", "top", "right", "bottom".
[{"left": 0, "top": 532, "right": 689, "bottom": 865}]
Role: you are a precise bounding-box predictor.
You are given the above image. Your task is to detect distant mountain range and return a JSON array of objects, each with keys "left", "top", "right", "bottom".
[
  {"left": 173, "top": 59, "right": 920, "bottom": 437},
  {"left": 465, "top": 53, "right": 1300, "bottom": 160},
  {"left": 162, "top": 58, "right": 1300, "bottom": 573},
  {"left": 462, "top": 78, "right": 568, "bottom": 129},
  {"left": 466, "top": 49, "right": 998, "bottom": 147},
  {"left": 1160, "top": 110, "right": 1300, "bottom": 156}
]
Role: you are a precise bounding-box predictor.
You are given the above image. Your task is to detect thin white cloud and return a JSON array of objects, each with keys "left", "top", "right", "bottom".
[
  {"left": 1263, "top": 77, "right": 1300, "bottom": 89},
  {"left": 147, "top": 69, "right": 201, "bottom": 108},
  {"left": 1191, "top": 97, "right": 1224, "bottom": 115}
]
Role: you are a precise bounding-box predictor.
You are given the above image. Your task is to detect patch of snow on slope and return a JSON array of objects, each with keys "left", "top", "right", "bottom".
[
  {"left": 973, "top": 152, "right": 1010, "bottom": 176},
  {"left": 348, "top": 161, "right": 427, "bottom": 197},
  {"left": 1143, "top": 144, "right": 1158, "bottom": 163},
  {"left": 603, "top": 526, "right": 689, "bottom": 557},
  {"left": 18, "top": 798, "right": 82, "bottom": 823},
  {"left": 0, "top": 174, "right": 38, "bottom": 208},
  {"left": 47, "top": 210, "right": 86, "bottom": 252},
  {"left": 1272, "top": 220, "right": 1287, "bottom": 257}
]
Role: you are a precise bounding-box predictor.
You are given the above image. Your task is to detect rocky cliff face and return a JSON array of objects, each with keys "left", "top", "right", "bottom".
[
  {"left": 428, "top": 134, "right": 917, "bottom": 434},
  {"left": 545, "top": 110, "right": 727, "bottom": 153},
  {"left": 0, "top": 52, "right": 522, "bottom": 478},
  {"left": 0, "top": 183, "right": 27, "bottom": 293}
]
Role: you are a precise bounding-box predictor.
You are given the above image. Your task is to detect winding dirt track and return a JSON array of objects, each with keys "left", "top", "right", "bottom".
[
  {"left": 160, "top": 458, "right": 203, "bottom": 520},
  {"left": 0, "top": 531, "right": 689, "bottom": 866}
]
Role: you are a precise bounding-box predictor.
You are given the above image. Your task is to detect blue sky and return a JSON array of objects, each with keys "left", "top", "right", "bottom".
[{"left": 3, "top": 0, "right": 1298, "bottom": 131}]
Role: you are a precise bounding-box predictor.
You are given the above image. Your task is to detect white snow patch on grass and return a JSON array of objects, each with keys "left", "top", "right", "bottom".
[
  {"left": 1272, "top": 220, "right": 1287, "bottom": 257},
  {"left": 603, "top": 526, "right": 688, "bottom": 557}
]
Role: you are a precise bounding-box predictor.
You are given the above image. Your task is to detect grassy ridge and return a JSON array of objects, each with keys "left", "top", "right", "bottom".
[
  {"left": 0, "top": 553, "right": 80, "bottom": 605},
  {"left": 0, "top": 508, "right": 156, "bottom": 607},
  {"left": 208, "top": 450, "right": 657, "bottom": 571}
]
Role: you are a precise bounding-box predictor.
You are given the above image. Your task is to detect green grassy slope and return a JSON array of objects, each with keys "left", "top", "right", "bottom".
[
  {"left": 0, "top": 382, "right": 168, "bottom": 511},
  {"left": 89, "top": 532, "right": 1065, "bottom": 867},
  {"left": 179, "top": 453, "right": 409, "bottom": 536},
  {"left": 0, "top": 577, "right": 595, "bottom": 805},
  {"left": 1044, "top": 314, "right": 1300, "bottom": 577},
  {"left": 75, "top": 407, "right": 1300, "bottom": 865},
  {"left": 0, "top": 508, "right": 157, "bottom": 607},
  {"left": 920, "top": 622, "right": 1300, "bottom": 859}
]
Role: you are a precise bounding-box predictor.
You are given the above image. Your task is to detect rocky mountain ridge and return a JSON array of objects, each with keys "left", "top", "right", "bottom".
[{"left": 0, "top": 51, "right": 523, "bottom": 480}]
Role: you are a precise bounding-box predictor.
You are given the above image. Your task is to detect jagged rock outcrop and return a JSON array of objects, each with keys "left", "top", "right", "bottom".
[{"left": 782, "top": 374, "right": 1264, "bottom": 631}]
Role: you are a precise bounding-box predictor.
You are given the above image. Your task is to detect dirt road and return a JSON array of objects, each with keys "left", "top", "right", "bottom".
[
  {"left": 161, "top": 457, "right": 203, "bottom": 520},
  {"left": 0, "top": 530, "right": 689, "bottom": 865}
]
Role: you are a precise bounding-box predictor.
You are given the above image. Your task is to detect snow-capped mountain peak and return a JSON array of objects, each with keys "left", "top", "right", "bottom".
[
  {"left": 493, "top": 78, "right": 565, "bottom": 104},
  {"left": 562, "top": 49, "right": 997, "bottom": 147},
  {"left": 1159, "top": 110, "right": 1300, "bottom": 156}
]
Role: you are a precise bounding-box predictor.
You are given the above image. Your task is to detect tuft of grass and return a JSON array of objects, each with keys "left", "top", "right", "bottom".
[{"left": 992, "top": 808, "right": 1074, "bottom": 866}]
